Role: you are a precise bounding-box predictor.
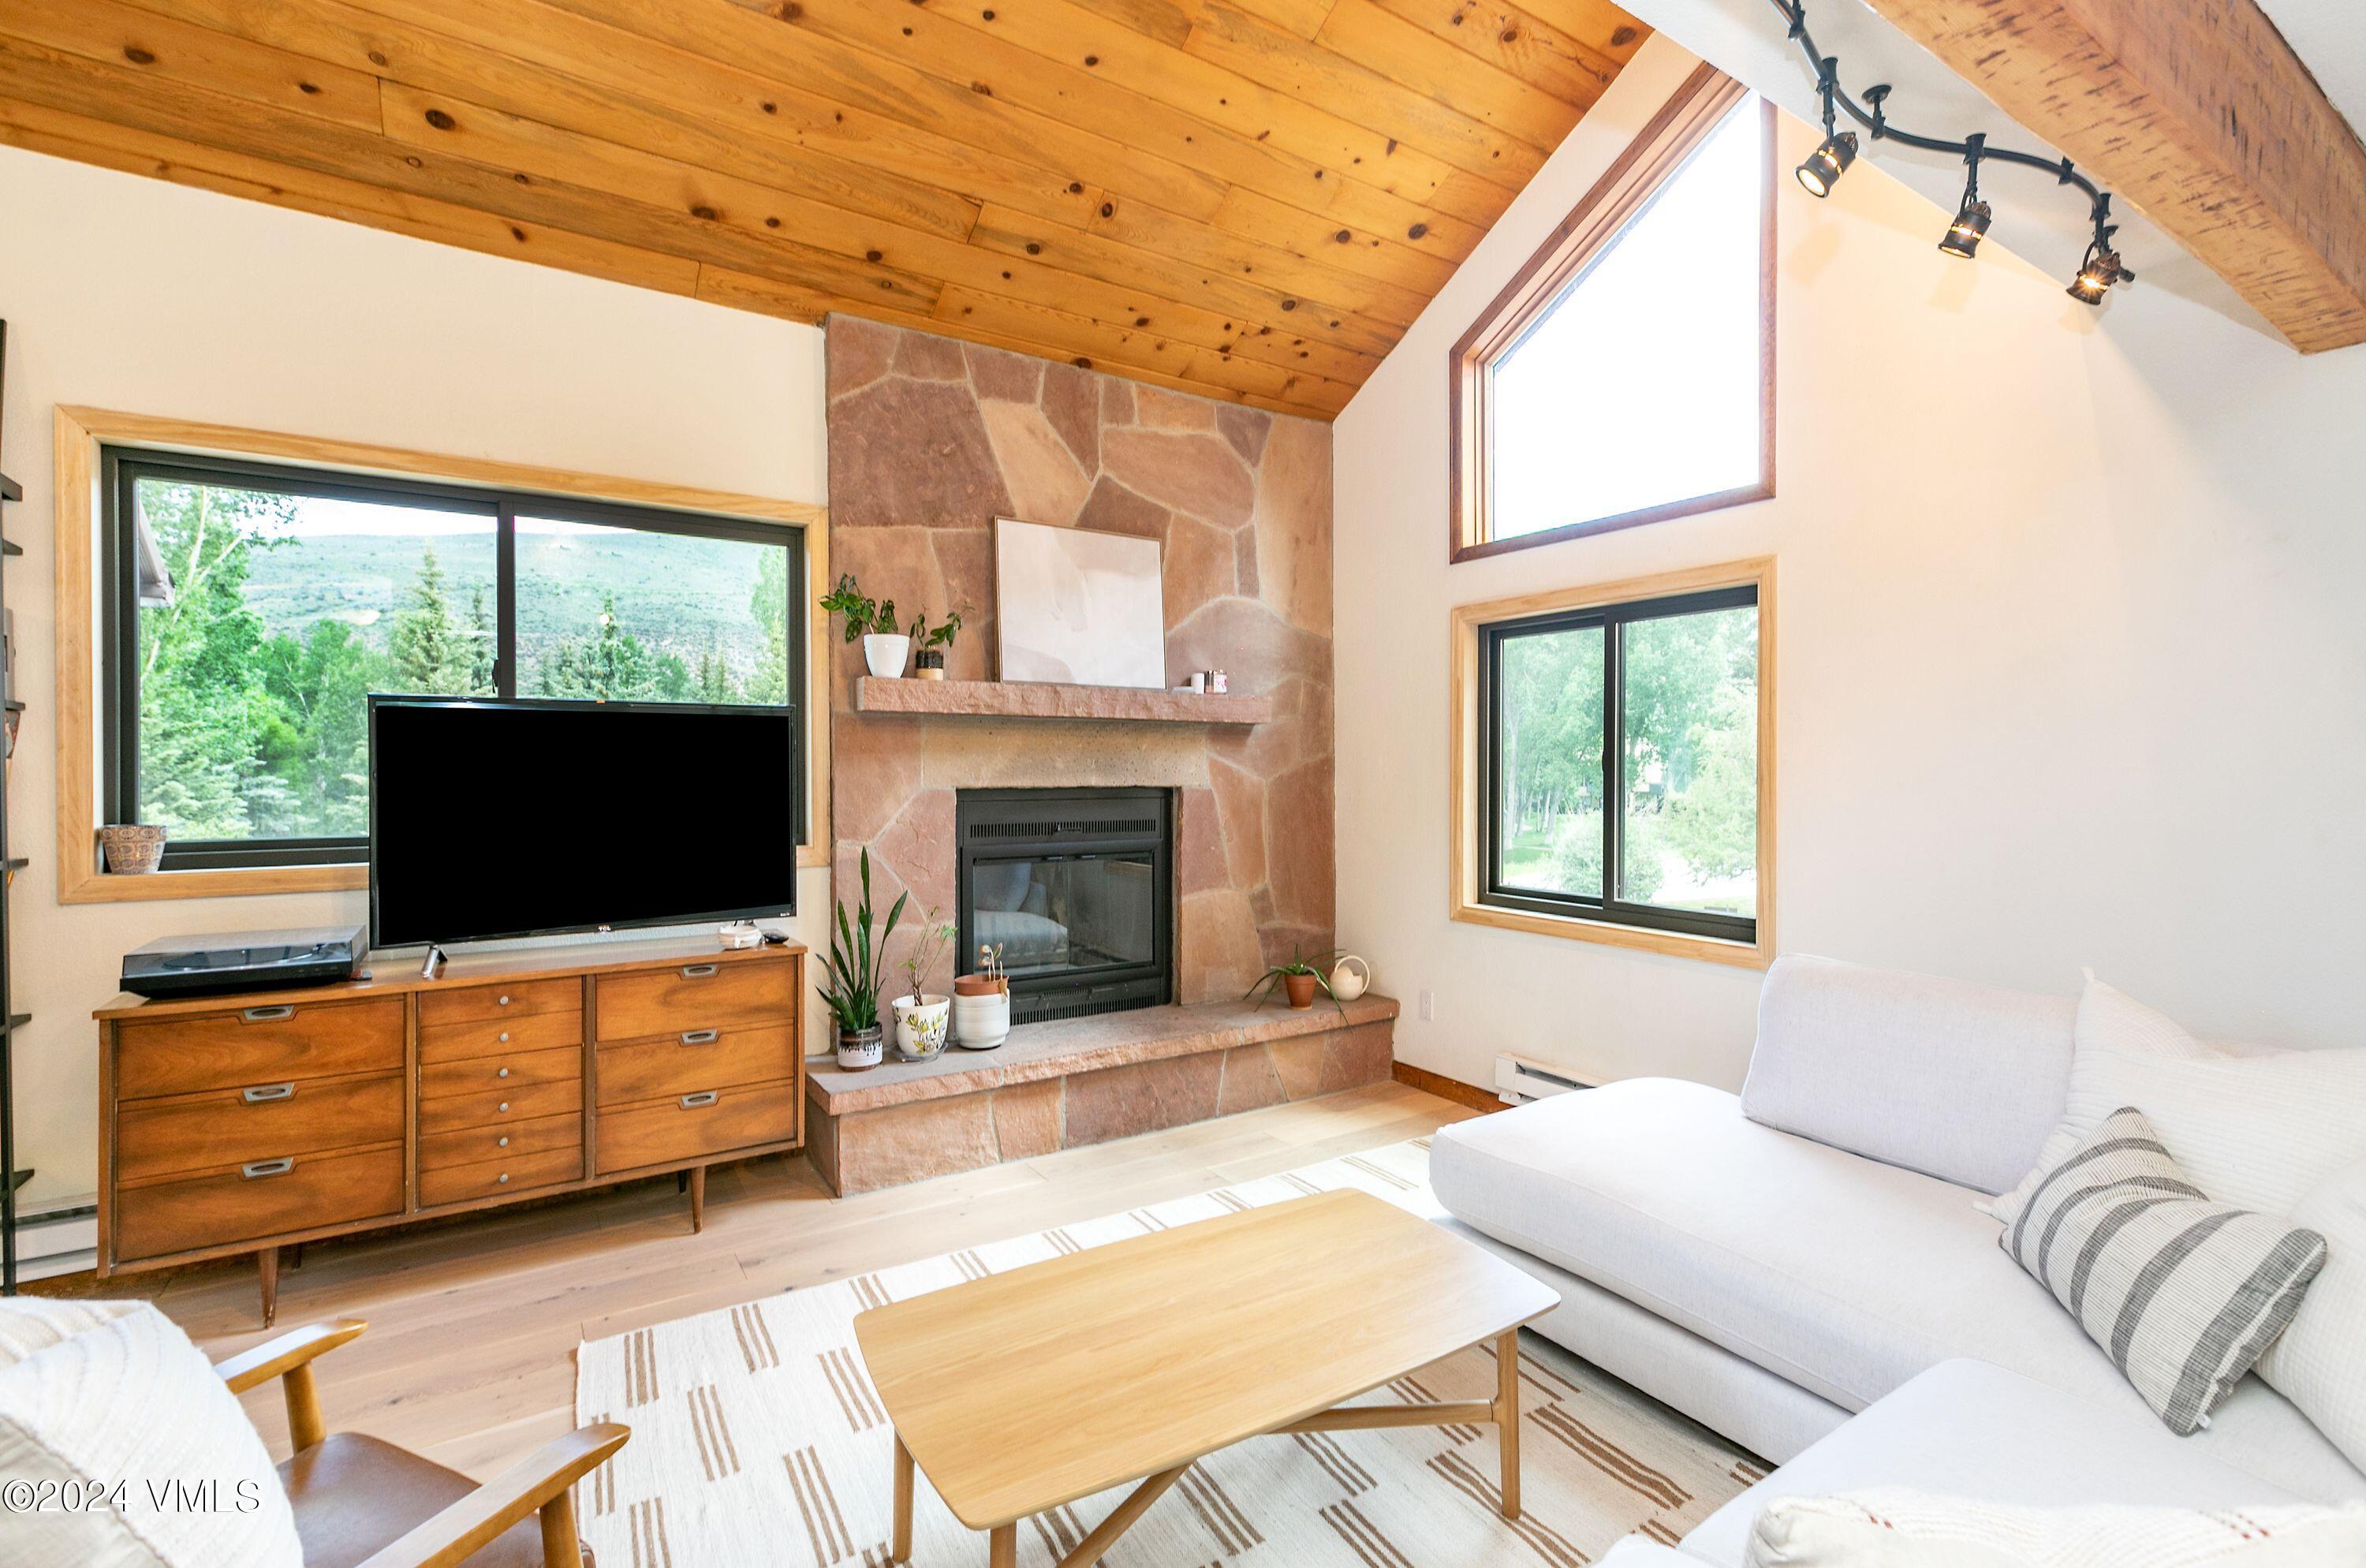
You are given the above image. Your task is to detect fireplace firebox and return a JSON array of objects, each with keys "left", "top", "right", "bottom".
[{"left": 955, "top": 788, "right": 1173, "bottom": 1026}]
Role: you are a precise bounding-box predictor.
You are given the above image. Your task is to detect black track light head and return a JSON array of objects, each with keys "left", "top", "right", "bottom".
[
  {"left": 2067, "top": 242, "right": 2129, "bottom": 304},
  {"left": 1795, "top": 132, "right": 1858, "bottom": 198},
  {"left": 1939, "top": 197, "right": 1991, "bottom": 259}
]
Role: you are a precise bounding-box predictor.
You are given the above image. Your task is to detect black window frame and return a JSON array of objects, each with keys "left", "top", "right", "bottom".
[
  {"left": 100, "top": 445, "right": 806, "bottom": 873},
  {"left": 1476, "top": 582, "right": 1760, "bottom": 944}
]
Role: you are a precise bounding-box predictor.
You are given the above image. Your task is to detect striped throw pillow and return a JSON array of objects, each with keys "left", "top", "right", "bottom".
[{"left": 1999, "top": 1106, "right": 2328, "bottom": 1435}]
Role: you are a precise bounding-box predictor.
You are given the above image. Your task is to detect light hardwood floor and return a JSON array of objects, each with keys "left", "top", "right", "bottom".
[{"left": 77, "top": 1081, "right": 1475, "bottom": 1481}]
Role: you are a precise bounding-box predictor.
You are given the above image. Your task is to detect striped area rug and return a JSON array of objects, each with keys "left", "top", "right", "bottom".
[{"left": 574, "top": 1139, "right": 1760, "bottom": 1566}]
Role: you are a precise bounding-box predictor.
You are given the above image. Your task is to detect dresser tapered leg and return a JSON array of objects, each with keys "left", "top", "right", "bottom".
[
  {"left": 689, "top": 1165, "right": 707, "bottom": 1234},
  {"left": 256, "top": 1245, "right": 280, "bottom": 1327}
]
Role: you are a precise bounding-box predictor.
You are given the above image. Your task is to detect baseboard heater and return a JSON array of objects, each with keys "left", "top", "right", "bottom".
[{"left": 1493, "top": 1053, "right": 1599, "bottom": 1106}]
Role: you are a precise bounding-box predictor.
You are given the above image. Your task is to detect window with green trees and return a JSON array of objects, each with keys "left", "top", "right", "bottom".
[
  {"left": 103, "top": 449, "right": 800, "bottom": 871},
  {"left": 1480, "top": 582, "right": 1760, "bottom": 943}
]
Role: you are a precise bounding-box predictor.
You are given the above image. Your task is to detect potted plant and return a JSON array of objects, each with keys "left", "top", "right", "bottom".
[
  {"left": 909, "top": 609, "right": 964, "bottom": 681},
  {"left": 818, "top": 848, "right": 905, "bottom": 1070},
  {"left": 1247, "top": 946, "right": 1347, "bottom": 1013},
  {"left": 890, "top": 908, "right": 957, "bottom": 1060},
  {"left": 819, "top": 573, "right": 907, "bottom": 678},
  {"left": 953, "top": 942, "right": 1010, "bottom": 1050}
]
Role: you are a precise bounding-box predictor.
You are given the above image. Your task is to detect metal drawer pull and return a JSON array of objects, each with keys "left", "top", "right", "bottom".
[
  {"left": 241, "top": 1005, "right": 294, "bottom": 1022},
  {"left": 241, "top": 1158, "right": 295, "bottom": 1179},
  {"left": 497, "top": 1173, "right": 510, "bottom": 1184},
  {"left": 497, "top": 994, "right": 512, "bottom": 1006},
  {"left": 680, "top": 1029, "right": 719, "bottom": 1046},
  {"left": 498, "top": 1031, "right": 511, "bottom": 1043},
  {"left": 241, "top": 1083, "right": 296, "bottom": 1103},
  {"left": 680, "top": 1091, "right": 719, "bottom": 1109},
  {"left": 497, "top": 1102, "right": 510, "bottom": 1113},
  {"left": 497, "top": 1067, "right": 511, "bottom": 1079},
  {"left": 498, "top": 1136, "right": 509, "bottom": 1148},
  {"left": 681, "top": 964, "right": 719, "bottom": 978}
]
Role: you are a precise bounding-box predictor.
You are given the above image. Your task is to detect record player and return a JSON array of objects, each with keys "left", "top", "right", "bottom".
[{"left": 120, "top": 926, "right": 367, "bottom": 1000}]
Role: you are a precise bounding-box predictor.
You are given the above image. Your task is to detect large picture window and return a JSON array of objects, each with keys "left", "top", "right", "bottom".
[
  {"left": 101, "top": 447, "right": 804, "bottom": 872},
  {"left": 1450, "top": 65, "right": 1774, "bottom": 562},
  {"left": 1452, "top": 561, "right": 1773, "bottom": 965}
]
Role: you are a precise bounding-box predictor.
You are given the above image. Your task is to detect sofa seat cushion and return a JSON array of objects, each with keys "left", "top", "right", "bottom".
[
  {"left": 1685, "top": 1361, "right": 2302, "bottom": 1568},
  {"left": 1429, "top": 1081, "right": 2365, "bottom": 1502}
]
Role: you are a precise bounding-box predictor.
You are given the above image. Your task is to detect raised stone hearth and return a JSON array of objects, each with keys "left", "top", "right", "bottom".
[{"left": 805, "top": 995, "right": 1398, "bottom": 1196}]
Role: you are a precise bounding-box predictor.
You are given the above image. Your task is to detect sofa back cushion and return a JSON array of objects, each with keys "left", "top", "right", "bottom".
[{"left": 1741, "top": 955, "right": 2075, "bottom": 1193}]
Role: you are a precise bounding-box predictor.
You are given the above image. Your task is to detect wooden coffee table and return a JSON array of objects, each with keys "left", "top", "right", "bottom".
[{"left": 853, "top": 1188, "right": 1559, "bottom": 1566}]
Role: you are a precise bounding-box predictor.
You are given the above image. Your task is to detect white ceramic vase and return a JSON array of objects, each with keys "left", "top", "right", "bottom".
[
  {"left": 953, "top": 989, "right": 1010, "bottom": 1050},
  {"left": 864, "top": 633, "right": 912, "bottom": 678},
  {"left": 892, "top": 994, "right": 951, "bottom": 1058}
]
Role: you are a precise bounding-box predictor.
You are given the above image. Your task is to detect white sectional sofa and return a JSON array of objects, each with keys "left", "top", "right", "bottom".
[{"left": 1429, "top": 956, "right": 2364, "bottom": 1563}]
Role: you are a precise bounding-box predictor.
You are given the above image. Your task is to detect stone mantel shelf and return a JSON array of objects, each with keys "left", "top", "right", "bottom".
[
  {"left": 854, "top": 677, "right": 1274, "bottom": 726},
  {"left": 808, "top": 993, "right": 1398, "bottom": 1116}
]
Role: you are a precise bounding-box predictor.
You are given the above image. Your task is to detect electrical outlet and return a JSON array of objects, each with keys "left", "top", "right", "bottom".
[{"left": 1418, "top": 989, "right": 1435, "bottom": 1022}]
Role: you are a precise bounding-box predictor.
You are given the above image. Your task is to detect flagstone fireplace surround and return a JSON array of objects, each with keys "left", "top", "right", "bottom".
[{"left": 824, "top": 318, "right": 1339, "bottom": 1010}]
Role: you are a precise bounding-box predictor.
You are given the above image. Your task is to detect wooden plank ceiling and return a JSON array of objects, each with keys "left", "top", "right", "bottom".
[{"left": 0, "top": 0, "right": 1650, "bottom": 418}]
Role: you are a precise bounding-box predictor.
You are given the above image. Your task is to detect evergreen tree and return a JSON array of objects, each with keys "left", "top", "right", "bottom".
[
  {"left": 387, "top": 545, "right": 476, "bottom": 694},
  {"left": 465, "top": 583, "right": 497, "bottom": 694}
]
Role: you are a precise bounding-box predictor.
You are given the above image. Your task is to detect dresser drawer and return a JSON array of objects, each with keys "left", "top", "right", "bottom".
[
  {"left": 596, "top": 1025, "right": 800, "bottom": 1108},
  {"left": 114, "top": 1144, "right": 402, "bottom": 1263},
  {"left": 115, "top": 999, "right": 404, "bottom": 1100},
  {"left": 417, "top": 1145, "right": 583, "bottom": 1208},
  {"left": 418, "top": 1008, "right": 581, "bottom": 1065},
  {"left": 419, "top": 1112, "right": 582, "bottom": 1174},
  {"left": 595, "top": 960, "right": 796, "bottom": 1043},
  {"left": 594, "top": 1080, "right": 799, "bottom": 1174},
  {"left": 117, "top": 1074, "right": 402, "bottom": 1185},
  {"left": 418, "top": 1045, "right": 581, "bottom": 1102},
  {"left": 416, "top": 1078, "right": 580, "bottom": 1136},
  {"left": 417, "top": 977, "right": 581, "bottom": 1029}
]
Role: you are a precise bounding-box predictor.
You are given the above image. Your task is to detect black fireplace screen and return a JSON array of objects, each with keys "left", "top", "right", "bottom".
[{"left": 956, "top": 788, "right": 1173, "bottom": 1025}]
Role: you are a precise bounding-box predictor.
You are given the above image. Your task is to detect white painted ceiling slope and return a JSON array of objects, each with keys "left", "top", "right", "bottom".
[{"left": 1623, "top": 0, "right": 2364, "bottom": 345}]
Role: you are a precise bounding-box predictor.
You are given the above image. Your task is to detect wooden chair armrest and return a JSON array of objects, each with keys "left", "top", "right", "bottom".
[
  {"left": 353, "top": 1422, "right": 630, "bottom": 1568},
  {"left": 215, "top": 1318, "right": 370, "bottom": 1394}
]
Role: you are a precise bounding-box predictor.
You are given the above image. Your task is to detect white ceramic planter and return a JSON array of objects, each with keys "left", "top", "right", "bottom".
[
  {"left": 864, "top": 633, "right": 911, "bottom": 678},
  {"left": 892, "top": 994, "right": 951, "bottom": 1058},
  {"left": 836, "top": 1025, "right": 884, "bottom": 1071},
  {"left": 952, "top": 989, "right": 1011, "bottom": 1051},
  {"left": 1329, "top": 954, "right": 1371, "bottom": 1002}
]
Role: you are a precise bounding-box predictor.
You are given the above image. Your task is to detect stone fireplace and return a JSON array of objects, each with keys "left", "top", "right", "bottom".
[
  {"left": 825, "top": 319, "right": 1336, "bottom": 1005},
  {"left": 957, "top": 787, "right": 1174, "bottom": 1025}
]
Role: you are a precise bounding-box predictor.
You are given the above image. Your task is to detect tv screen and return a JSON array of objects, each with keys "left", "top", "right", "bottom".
[{"left": 368, "top": 697, "right": 797, "bottom": 947}]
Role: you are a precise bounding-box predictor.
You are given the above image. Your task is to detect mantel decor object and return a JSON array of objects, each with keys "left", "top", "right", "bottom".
[{"left": 994, "top": 518, "right": 1164, "bottom": 689}]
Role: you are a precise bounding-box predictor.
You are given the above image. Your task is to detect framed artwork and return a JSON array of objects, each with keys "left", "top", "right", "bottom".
[{"left": 993, "top": 518, "right": 1164, "bottom": 689}]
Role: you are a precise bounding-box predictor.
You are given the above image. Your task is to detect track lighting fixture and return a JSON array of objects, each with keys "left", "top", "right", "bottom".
[
  {"left": 2067, "top": 242, "right": 2130, "bottom": 305},
  {"left": 1796, "top": 133, "right": 1858, "bottom": 198},
  {"left": 1772, "top": 1, "right": 2131, "bottom": 310},
  {"left": 1938, "top": 136, "right": 1990, "bottom": 259},
  {"left": 1795, "top": 69, "right": 1857, "bottom": 198}
]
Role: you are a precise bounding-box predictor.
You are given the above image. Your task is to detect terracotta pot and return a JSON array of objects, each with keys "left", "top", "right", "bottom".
[
  {"left": 953, "top": 973, "right": 1007, "bottom": 997},
  {"left": 1283, "top": 972, "right": 1317, "bottom": 1010}
]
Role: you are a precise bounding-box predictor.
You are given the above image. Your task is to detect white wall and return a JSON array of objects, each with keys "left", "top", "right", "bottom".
[
  {"left": 0, "top": 145, "right": 831, "bottom": 1207},
  {"left": 1335, "top": 37, "right": 2366, "bottom": 1094}
]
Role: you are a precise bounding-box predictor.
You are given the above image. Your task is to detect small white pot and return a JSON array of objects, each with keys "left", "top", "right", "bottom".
[
  {"left": 836, "top": 1026, "right": 884, "bottom": 1072},
  {"left": 892, "top": 994, "right": 951, "bottom": 1059},
  {"left": 864, "top": 633, "right": 912, "bottom": 678},
  {"left": 953, "top": 989, "right": 1011, "bottom": 1051}
]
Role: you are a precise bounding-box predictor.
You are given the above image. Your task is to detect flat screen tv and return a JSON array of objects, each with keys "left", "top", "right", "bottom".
[{"left": 368, "top": 696, "right": 797, "bottom": 948}]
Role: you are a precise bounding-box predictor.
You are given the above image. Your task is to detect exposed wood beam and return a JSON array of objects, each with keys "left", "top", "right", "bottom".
[{"left": 1860, "top": 0, "right": 2366, "bottom": 353}]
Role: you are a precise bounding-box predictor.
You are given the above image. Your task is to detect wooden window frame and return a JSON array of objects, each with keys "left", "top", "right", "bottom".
[
  {"left": 1449, "top": 65, "right": 1777, "bottom": 565},
  {"left": 54, "top": 407, "right": 833, "bottom": 904},
  {"left": 1448, "top": 557, "right": 1776, "bottom": 969}
]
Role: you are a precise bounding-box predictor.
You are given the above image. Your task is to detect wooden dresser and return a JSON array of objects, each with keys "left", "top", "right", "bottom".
[{"left": 95, "top": 935, "right": 805, "bottom": 1323}]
